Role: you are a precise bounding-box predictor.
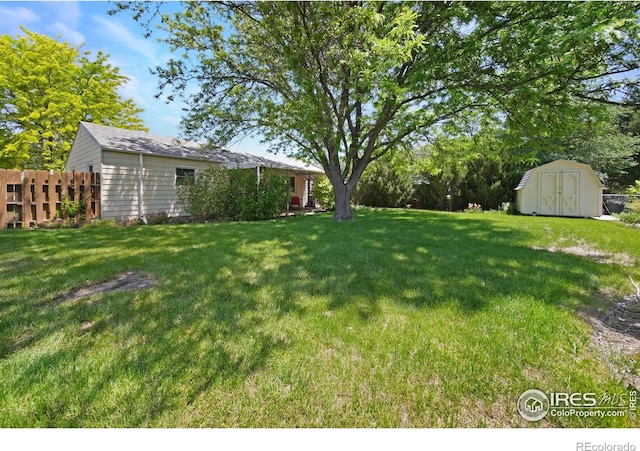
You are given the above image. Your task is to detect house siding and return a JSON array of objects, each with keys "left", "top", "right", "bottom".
[
  {"left": 142, "top": 155, "right": 220, "bottom": 217},
  {"left": 66, "top": 125, "right": 102, "bottom": 173},
  {"left": 101, "top": 151, "right": 221, "bottom": 220},
  {"left": 101, "top": 151, "right": 141, "bottom": 219}
]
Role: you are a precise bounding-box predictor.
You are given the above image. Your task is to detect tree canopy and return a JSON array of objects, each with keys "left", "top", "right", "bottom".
[
  {"left": 415, "top": 104, "right": 640, "bottom": 211},
  {"left": 0, "top": 27, "right": 146, "bottom": 170},
  {"left": 117, "top": 1, "right": 640, "bottom": 220},
  {"left": 533, "top": 106, "right": 640, "bottom": 189}
]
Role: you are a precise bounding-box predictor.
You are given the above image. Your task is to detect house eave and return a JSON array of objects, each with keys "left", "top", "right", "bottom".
[{"left": 100, "top": 146, "right": 226, "bottom": 164}]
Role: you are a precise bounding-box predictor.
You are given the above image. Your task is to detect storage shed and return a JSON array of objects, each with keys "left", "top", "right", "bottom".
[
  {"left": 66, "top": 122, "right": 324, "bottom": 220},
  {"left": 514, "top": 159, "right": 603, "bottom": 217}
]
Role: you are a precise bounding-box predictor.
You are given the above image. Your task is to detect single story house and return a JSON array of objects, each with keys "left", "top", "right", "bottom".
[
  {"left": 514, "top": 159, "right": 603, "bottom": 217},
  {"left": 66, "top": 122, "right": 324, "bottom": 220}
]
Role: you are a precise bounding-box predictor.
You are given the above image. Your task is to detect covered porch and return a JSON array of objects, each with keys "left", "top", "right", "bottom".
[{"left": 220, "top": 156, "right": 324, "bottom": 211}]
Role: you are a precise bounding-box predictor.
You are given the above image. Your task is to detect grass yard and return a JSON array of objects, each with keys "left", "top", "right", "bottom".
[{"left": 0, "top": 209, "right": 638, "bottom": 427}]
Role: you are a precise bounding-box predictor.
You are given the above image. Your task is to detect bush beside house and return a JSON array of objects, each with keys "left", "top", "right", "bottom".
[{"left": 176, "top": 167, "right": 290, "bottom": 221}]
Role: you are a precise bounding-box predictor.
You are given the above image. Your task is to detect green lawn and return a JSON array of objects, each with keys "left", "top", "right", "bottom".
[{"left": 0, "top": 209, "right": 638, "bottom": 427}]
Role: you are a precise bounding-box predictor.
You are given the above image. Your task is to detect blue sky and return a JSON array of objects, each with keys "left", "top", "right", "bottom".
[{"left": 0, "top": 1, "right": 270, "bottom": 156}]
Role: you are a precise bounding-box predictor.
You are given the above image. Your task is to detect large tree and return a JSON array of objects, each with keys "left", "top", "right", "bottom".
[
  {"left": 0, "top": 27, "right": 146, "bottom": 170},
  {"left": 117, "top": 1, "right": 640, "bottom": 220}
]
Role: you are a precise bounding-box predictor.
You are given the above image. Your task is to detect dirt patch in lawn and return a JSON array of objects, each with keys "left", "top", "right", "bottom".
[
  {"left": 532, "top": 242, "right": 635, "bottom": 266},
  {"left": 50, "top": 271, "right": 156, "bottom": 306},
  {"left": 591, "top": 294, "right": 640, "bottom": 389},
  {"left": 535, "top": 240, "right": 639, "bottom": 386}
]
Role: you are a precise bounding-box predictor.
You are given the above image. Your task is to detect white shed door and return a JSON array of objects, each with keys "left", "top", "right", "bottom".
[
  {"left": 539, "top": 172, "right": 559, "bottom": 215},
  {"left": 538, "top": 171, "right": 580, "bottom": 216},
  {"left": 561, "top": 171, "right": 580, "bottom": 215}
]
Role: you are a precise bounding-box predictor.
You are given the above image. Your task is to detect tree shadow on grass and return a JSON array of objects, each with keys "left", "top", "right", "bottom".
[
  {"left": 289, "top": 210, "right": 608, "bottom": 317},
  {"left": 0, "top": 209, "right": 627, "bottom": 425},
  {"left": 1, "top": 222, "right": 312, "bottom": 426}
]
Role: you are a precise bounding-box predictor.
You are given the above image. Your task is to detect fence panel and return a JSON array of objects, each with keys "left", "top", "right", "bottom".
[
  {"left": 0, "top": 169, "right": 100, "bottom": 229},
  {"left": 1, "top": 169, "right": 23, "bottom": 229},
  {"left": 603, "top": 194, "right": 640, "bottom": 214}
]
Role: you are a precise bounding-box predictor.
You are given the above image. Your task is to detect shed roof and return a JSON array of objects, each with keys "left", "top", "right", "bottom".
[
  {"left": 79, "top": 122, "right": 323, "bottom": 174},
  {"left": 514, "top": 159, "right": 603, "bottom": 191},
  {"left": 514, "top": 169, "right": 533, "bottom": 191}
]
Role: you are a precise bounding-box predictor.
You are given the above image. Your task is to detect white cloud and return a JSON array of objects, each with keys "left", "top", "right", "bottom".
[
  {"left": 145, "top": 111, "right": 183, "bottom": 137},
  {"left": 48, "top": 2, "right": 82, "bottom": 26},
  {"left": 118, "top": 72, "right": 153, "bottom": 109},
  {"left": 48, "top": 22, "right": 85, "bottom": 47},
  {"left": 0, "top": 3, "right": 85, "bottom": 47},
  {"left": 0, "top": 6, "right": 40, "bottom": 35},
  {"left": 108, "top": 54, "right": 184, "bottom": 136},
  {"left": 45, "top": 2, "right": 84, "bottom": 45},
  {"left": 91, "top": 15, "right": 160, "bottom": 65}
]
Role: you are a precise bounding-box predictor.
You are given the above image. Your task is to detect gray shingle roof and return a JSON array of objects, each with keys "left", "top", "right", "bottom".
[
  {"left": 514, "top": 168, "right": 533, "bottom": 190},
  {"left": 80, "top": 122, "right": 323, "bottom": 174}
]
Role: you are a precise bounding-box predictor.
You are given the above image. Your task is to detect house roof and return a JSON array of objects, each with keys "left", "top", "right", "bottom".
[{"left": 79, "top": 122, "right": 324, "bottom": 174}]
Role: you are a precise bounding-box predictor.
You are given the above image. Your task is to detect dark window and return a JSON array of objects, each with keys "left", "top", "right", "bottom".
[
  {"left": 176, "top": 168, "right": 195, "bottom": 185},
  {"left": 289, "top": 176, "right": 296, "bottom": 191}
]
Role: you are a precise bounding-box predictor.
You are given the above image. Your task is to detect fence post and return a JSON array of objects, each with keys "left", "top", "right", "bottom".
[
  {"left": 61, "top": 171, "right": 71, "bottom": 220},
  {"left": 92, "top": 173, "right": 100, "bottom": 219},
  {"left": 5, "top": 170, "right": 22, "bottom": 228},
  {"left": 73, "top": 171, "right": 83, "bottom": 223},
  {"left": 83, "top": 172, "right": 94, "bottom": 220},
  {"left": 48, "top": 171, "right": 59, "bottom": 223},
  {"left": 23, "top": 170, "right": 35, "bottom": 228},
  {"left": 35, "top": 171, "right": 48, "bottom": 224},
  {"left": 83, "top": 172, "right": 90, "bottom": 220},
  {"left": 0, "top": 169, "right": 6, "bottom": 229}
]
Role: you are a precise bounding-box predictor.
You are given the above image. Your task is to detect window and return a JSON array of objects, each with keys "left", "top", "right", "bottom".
[
  {"left": 176, "top": 167, "right": 195, "bottom": 186},
  {"left": 289, "top": 176, "right": 296, "bottom": 191}
]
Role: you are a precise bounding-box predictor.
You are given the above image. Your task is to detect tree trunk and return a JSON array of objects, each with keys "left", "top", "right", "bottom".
[{"left": 333, "top": 183, "right": 354, "bottom": 221}]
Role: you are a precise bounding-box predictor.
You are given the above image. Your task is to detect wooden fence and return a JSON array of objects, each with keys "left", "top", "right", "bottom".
[{"left": 0, "top": 169, "right": 100, "bottom": 229}]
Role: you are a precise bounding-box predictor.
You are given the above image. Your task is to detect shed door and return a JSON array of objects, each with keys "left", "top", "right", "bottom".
[
  {"left": 560, "top": 171, "right": 580, "bottom": 216},
  {"left": 538, "top": 171, "right": 580, "bottom": 216},
  {"left": 539, "top": 172, "right": 559, "bottom": 215}
]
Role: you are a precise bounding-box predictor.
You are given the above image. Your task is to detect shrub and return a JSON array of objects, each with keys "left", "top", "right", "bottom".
[
  {"left": 627, "top": 180, "right": 640, "bottom": 195},
  {"left": 145, "top": 211, "right": 170, "bottom": 225},
  {"left": 617, "top": 181, "right": 640, "bottom": 225},
  {"left": 56, "top": 196, "right": 86, "bottom": 220},
  {"left": 176, "top": 168, "right": 226, "bottom": 220},
  {"left": 354, "top": 162, "right": 414, "bottom": 208},
  {"left": 502, "top": 202, "right": 517, "bottom": 215},
  {"left": 176, "top": 168, "right": 289, "bottom": 221},
  {"left": 312, "top": 176, "right": 335, "bottom": 210},
  {"left": 619, "top": 198, "right": 640, "bottom": 225}
]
